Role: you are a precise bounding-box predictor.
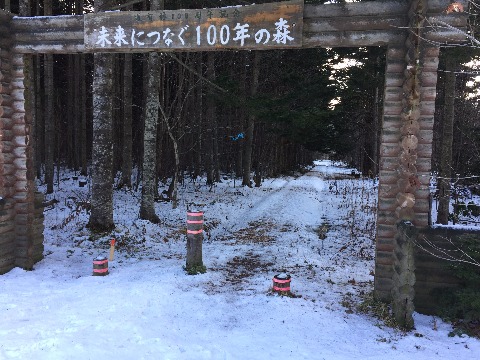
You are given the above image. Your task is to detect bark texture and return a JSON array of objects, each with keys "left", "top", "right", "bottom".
[
  {"left": 121, "top": 53, "right": 133, "bottom": 187},
  {"left": 44, "top": 0, "right": 54, "bottom": 193},
  {"left": 139, "top": 0, "right": 162, "bottom": 222},
  {"left": 88, "top": 0, "right": 114, "bottom": 232},
  {"left": 436, "top": 51, "right": 455, "bottom": 225},
  {"left": 139, "top": 51, "right": 160, "bottom": 222},
  {"left": 242, "top": 51, "right": 260, "bottom": 187},
  {"left": 391, "top": 220, "right": 416, "bottom": 330}
]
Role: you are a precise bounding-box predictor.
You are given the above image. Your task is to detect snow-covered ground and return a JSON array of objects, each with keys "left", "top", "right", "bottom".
[{"left": 1, "top": 160, "right": 479, "bottom": 359}]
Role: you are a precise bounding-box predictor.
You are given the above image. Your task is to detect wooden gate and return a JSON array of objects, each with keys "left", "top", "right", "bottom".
[{"left": 0, "top": 1, "right": 468, "bottom": 301}]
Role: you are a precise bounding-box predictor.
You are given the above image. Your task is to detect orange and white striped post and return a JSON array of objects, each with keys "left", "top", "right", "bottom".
[
  {"left": 272, "top": 273, "right": 291, "bottom": 295},
  {"left": 92, "top": 256, "right": 109, "bottom": 276},
  {"left": 186, "top": 211, "right": 205, "bottom": 273}
]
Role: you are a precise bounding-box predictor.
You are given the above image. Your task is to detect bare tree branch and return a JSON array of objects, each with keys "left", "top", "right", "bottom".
[
  {"left": 168, "top": 53, "right": 228, "bottom": 94},
  {"left": 413, "top": 234, "right": 480, "bottom": 267}
]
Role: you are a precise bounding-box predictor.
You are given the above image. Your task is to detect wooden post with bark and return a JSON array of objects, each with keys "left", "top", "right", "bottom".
[
  {"left": 0, "top": 8, "right": 44, "bottom": 273},
  {"left": 0, "top": 9, "right": 16, "bottom": 274},
  {"left": 391, "top": 220, "right": 417, "bottom": 330},
  {"left": 185, "top": 210, "right": 205, "bottom": 275}
]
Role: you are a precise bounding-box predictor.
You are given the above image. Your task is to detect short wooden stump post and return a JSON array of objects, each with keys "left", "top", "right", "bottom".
[
  {"left": 93, "top": 256, "right": 109, "bottom": 276},
  {"left": 185, "top": 211, "right": 206, "bottom": 274},
  {"left": 273, "top": 273, "right": 291, "bottom": 295}
]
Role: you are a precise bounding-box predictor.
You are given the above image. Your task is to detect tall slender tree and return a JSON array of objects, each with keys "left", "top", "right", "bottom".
[
  {"left": 194, "top": 53, "right": 203, "bottom": 178},
  {"left": 140, "top": 0, "right": 163, "bottom": 222},
  {"left": 87, "top": 0, "right": 115, "bottom": 232},
  {"left": 44, "top": 0, "right": 54, "bottom": 193},
  {"left": 73, "top": 0, "right": 86, "bottom": 175},
  {"left": 243, "top": 51, "right": 260, "bottom": 187},
  {"left": 19, "top": 0, "right": 35, "bottom": 181},
  {"left": 120, "top": 51, "right": 133, "bottom": 187},
  {"left": 80, "top": 53, "right": 87, "bottom": 176},
  {"left": 437, "top": 49, "right": 457, "bottom": 224},
  {"left": 34, "top": 0, "right": 44, "bottom": 179},
  {"left": 205, "top": 53, "right": 216, "bottom": 185}
]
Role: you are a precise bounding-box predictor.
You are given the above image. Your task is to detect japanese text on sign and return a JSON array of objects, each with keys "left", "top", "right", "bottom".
[{"left": 84, "top": 0, "right": 303, "bottom": 51}]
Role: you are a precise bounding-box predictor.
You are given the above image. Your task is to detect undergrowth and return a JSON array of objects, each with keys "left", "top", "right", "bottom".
[
  {"left": 431, "top": 235, "right": 480, "bottom": 338},
  {"left": 185, "top": 264, "right": 207, "bottom": 275},
  {"left": 356, "top": 291, "right": 399, "bottom": 329}
]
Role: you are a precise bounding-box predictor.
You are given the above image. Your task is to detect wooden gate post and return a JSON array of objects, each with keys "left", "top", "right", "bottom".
[
  {"left": 0, "top": 9, "right": 17, "bottom": 274},
  {"left": 0, "top": 9, "right": 44, "bottom": 274},
  {"left": 374, "top": 0, "right": 442, "bottom": 301},
  {"left": 11, "top": 50, "right": 45, "bottom": 270}
]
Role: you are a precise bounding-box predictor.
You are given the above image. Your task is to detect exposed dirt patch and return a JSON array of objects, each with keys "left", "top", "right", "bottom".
[
  {"left": 230, "top": 220, "right": 276, "bottom": 244},
  {"left": 206, "top": 251, "right": 275, "bottom": 294},
  {"left": 224, "top": 252, "right": 275, "bottom": 284},
  {"left": 162, "top": 227, "right": 185, "bottom": 242}
]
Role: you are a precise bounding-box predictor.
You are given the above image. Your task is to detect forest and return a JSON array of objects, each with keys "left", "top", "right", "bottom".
[{"left": 1, "top": 0, "right": 480, "bottom": 229}]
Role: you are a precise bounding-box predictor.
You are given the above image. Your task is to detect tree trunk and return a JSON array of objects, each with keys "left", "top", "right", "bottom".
[
  {"left": 80, "top": 54, "right": 87, "bottom": 176},
  {"left": 156, "top": 59, "right": 166, "bottom": 193},
  {"left": 163, "top": 53, "right": 187, "bottom": 208},
  {"left": 139, "top": 0, "right": 162, "bottom": 222},
  {"left": 391, "top": 221, "right": 416, "bottom": 330},
  {"left": 20, "top": 0, "right": 35, "bottom": 179},
  {"left": 120, "top": 53, "right": 133, "bottom": 187},
  {"left": 159, "top": 101, "right": 181, "bottom": 208},
  {"left": 437, "top": 52, "right": 456, "bottom": 225},
  {"left": 194, "top": 53, "right": 203, "bottom": 178},
  {"left": 173, "top": 57, "right": 185, "bottom": 206},
  {"left": 73, "top": 54, "right": 81, "bottom": 170},
  {"left": 44, "top": 0, "right": 54, "bottom": 193},
  {"left": 204, "top": 53, "right": 217, "bottom": 185},
  {"left": 139, "top": 51, "right": 161, "bottom": 222},
  {"left": 75, "top": 1, "right": 87, "bottom": 176},
  {"left": 67, "top": 55, "right": 75, "bottom": 168},
  {"left": 242, "top": 51, "right": 260, "bottom": 187},
  {"left": 372, "top": 85, "right": 380, "bottom": 177},
  {"left": 88, "top": 0, "right": 115, "bottom": 232},
  {"left": 34, "top": 53, "right": 43, "bottom": 179},
  {"left": 236, "top": 55, "right": 246, "bottom": 178}
]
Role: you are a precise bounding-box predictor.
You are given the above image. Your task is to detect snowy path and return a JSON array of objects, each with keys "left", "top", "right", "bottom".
[{"left": 0, "top": 161, "right": 479, "bottom": 359}]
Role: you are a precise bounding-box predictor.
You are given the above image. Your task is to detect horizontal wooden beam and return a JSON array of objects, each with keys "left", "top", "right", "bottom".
[
  {"left": 424, "top": 29, "right": 468, "bottom": 44},
  {"left": 303, "top": 0, "right": 464, "bottom": 19},
  {"left": 12, "top": 15, "right": 83, "bottom": 31},
  {"left": 13, "top": 43, "right": 85, "bottom": 54},
  {"left": 303, "top": 30, "right": 406, "bottom": 48},
  {"left": 13, "top": 30, "right": 84, "bottom": 42},
  {"left": 304, "top": 1, "right": 408, "bottom": 19},
  {"left": 9, "top": 0, "right": 468, "bottom": 54},
  {"left": 304, "top": 15, "right": 408, "bottom": 33}
]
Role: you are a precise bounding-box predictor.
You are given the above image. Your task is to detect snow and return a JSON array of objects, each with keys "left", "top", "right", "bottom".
[
  {"left": 429, "top": 174, "right": 480, "bottom": 229},
  {"left": 1, "top": 160, "right": 479, "bottom": 359}
]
